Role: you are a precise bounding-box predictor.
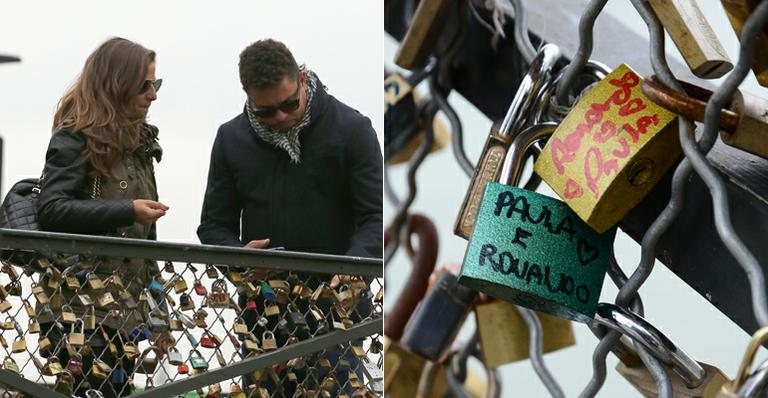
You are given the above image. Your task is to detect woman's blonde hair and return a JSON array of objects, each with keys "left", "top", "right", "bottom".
[{"left": 53, "top": 37, "right": 155, "bottom": 177}]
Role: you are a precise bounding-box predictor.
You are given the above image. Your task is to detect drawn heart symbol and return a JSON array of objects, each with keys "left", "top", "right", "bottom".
[
  {"left": 564, "top": 179, "right": 583, "bottom": 199},
  {"left": 577, "top": 237, "right": 599, "bottom": 266}
]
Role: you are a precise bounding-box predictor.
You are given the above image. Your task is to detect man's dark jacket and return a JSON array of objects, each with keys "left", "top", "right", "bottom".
[{"left": 197, "top": 82, "right": 382, "bottom": 259}]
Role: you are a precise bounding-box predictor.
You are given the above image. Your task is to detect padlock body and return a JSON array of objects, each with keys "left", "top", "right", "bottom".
[
  {"left": 721, "top": 90, "right": 768, "bottom": 160},
  {"left": 459, "top": 184, "right": 615, "bottom": 322},
  {"left": 454, "top": 128, "right": 512, "bottom": 239},
  {"left": 475, "top": 300, "right": 575, "bottom": 367},
  {"left": 534, "top": 64, "right": 680, "bottom": 233},
  {"left": 400, "top": 270, "right": 476, "bottom": 360}
]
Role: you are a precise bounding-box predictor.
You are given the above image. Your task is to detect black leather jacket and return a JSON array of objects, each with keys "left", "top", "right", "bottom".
[{"left": 37, "top": 128, "right": 160, "bottom": 239}]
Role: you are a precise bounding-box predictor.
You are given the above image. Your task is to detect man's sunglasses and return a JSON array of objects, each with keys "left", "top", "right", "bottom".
[
  {"left": 140, "top": 78, "right": 163, "bottom": 94},
  {"left": 251, "top": 82, "right": 301, "bottom": 118}
]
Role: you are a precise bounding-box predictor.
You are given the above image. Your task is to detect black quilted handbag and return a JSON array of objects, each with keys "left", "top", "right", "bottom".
[{"left": 0, "top": 178, "right": 41, "bottom": 230}]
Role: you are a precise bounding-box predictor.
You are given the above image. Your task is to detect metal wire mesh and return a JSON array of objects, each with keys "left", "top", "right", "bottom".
[
  {"left": 385, "top": 0, "right": 768, "bottom": 396},
  {"left": 0, "top": 230, "right": 383, "bottom": 398}
]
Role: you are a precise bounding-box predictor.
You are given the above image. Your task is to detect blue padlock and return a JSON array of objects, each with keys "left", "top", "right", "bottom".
[
  {"left": 149, "top": 277, "right": 164, "bottom": 293},
  {"left": 128, "top": 323, "right": 152, "bottom": 342},
  {"left": 261, "top": 282, "right": 276, "bottom": 302},
  {"left": 111, "top": 364, "right": 127, "bottom": 384}
]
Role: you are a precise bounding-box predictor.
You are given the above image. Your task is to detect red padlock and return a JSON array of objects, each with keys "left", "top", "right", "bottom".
[
  {"left": 229, "top": 334, "right": 241, "bottom": 349},
  {"left": 246, "top": 299, "right": 257, "bottom": 311},
  {"left": 200, "top": 332, "right": 218, "bottom": 349},
  {"left": 178, "top": 362, "right": 189, "bottom": 374},
  {"left": 194, "top": 280, "right": 208, "bottom": 296}
]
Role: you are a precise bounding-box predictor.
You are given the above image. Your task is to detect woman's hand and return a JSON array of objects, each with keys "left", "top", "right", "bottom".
[{"left": 133, "top": 199, "right": 169, "bottom": 226}]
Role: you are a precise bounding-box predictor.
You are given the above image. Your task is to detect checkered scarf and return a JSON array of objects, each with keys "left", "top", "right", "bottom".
[{"left": 245, "top": 66, "right": 318, "bottom": 164}]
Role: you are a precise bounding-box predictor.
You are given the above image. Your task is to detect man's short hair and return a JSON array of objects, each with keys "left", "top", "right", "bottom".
[{"left": 239, "top": 39, "right": 299, "bottom": 90}]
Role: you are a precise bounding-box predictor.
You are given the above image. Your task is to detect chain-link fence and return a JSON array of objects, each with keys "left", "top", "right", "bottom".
[
  {"left": 0, "top": 228, "right": 383, "bottom": 398},
  {"left": 385, "top": 0, "right": 768, "bottom": 396}
]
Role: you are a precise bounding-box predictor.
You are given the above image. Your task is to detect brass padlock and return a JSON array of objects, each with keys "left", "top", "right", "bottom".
[
  {"left": 97, "top": 292, "right": 115, "bottom": 308},
  {"left": 23, "top": 299, "right": 35, "bottom": 318},
  {"left": 3, "top": 356, "right": 19, "bottom": 374},
  {"left": 66, "top": 274, "right": 81, "bottom": 290},
  {"left": 234, "top": 317, "right": 249, "bottom": 335},
  {"left": 206, "top": 264, "right": 219, "bottom": 279},
  {"left": 39, "top": 335, "right": 51, "bottom": 353},
  {"left": 244, "top": 334, "right": 262, "bottom": 353},
  {"left": 83, "top": 306, "right": 97, "bottom": 330},
  {"left": 11, "top": 336, "right": 25, "bottom": 353},
  {"left": 718, "top": 326, "right": 768, "bottom": 397},
  {"left": 46, "top": 267, "right": 61, "bottom": 290},
  {"left": 69, "top": 319, "right": 85, "bottom": 346},
  {"left": 534, "top": 63, "right": 680, "bottom": 233},
  {"left": 265, "top": 303, "right": 280, "bottom": 317},
  {"left": 43, "top": 356, "right": 63, "bottom": 376},
  {"left": 6, "top": 281, "right": 21, "bottom": 297},
  {"left": 174, "top": 277, "right": 188, "bottom": 294},
  {"left": 0, "top": 300, "right": 10, "bottom": 315},
  {"left": 29, "top": 318, "right": 41, "bottom": 334},
  {"left": 262, "top": 331, "right": 277, "bottom": 351},
  {"left": 475, "top": 299, "right": 575, "bottom": 367},
  {"left": 61, "top": 305, "right": 76, "bottom": 324},
  {"left": 720, "top": 0, "right": 768, "bottom": 87},
  {"left": 1, "top": 316, "right": 15, "bottom": 330},
  {"left": 86, "top": 272, "right": 104, "bottom": 290},
  {"left": 454, "top": 45, "right": 561, "bottom": 239},
  {"left": 618, "top": 360, "right": 728, "bottom": 398}
]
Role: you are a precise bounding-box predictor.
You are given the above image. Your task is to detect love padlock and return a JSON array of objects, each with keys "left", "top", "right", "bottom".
[
  {"left": 475, "top": 298, "right": 575, "bottom": 368},
  {"left": 534, "top": 64, "right": 680, "bottom": 233},
  {"left": 454, "top": 44, "right": 561, "bottom": 239},
  {"left": 459, "top": 123, "right": 616, "bottom": 322}
]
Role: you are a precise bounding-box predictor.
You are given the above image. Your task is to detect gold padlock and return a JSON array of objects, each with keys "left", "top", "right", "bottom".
[
  {"left": 1, "top": 316, "right": 15, "bottom": 330},
  {"left": 11, "top": 336, "right": 25, "bottom": 353},
  {"left": 174, "top": 277, "right": 188, "bottom": 294},
  {"left": 720, "top": 0, "right": 768, "bottom": 87},
  {"left": 97, "top": 292, "right": 115, "bottom": 308},
  {"left": 534, "top": 63, "right": 680, "bottom": 233},
  {"left": 234, "top": 317, "right": 249, "bottom": 335},
  {"left": 38, "top": 335, "right": 51, "bottom": 353},
  {"left": 83, "top": 306, "right": 97, "bottom": 330},
  {"left": 29, "top": 318, "right": 41, "bottom": 334},
  {"left": 61, "top": 305, "right": 76, "bottom": 324},
  {"left": 718, "top": 326, "right": 768, "bottom": 397},
  {"left": 0, "top": 299, "right": 14, "bottom": 313},
  {"left": 68, "top": 320, "right": 86, "bottom": 346},
  {"left": 475, "top": 299, "right": 575, "bottom": 367},
  {"left": 262, "top": 331, "right": 277, "bottom": 351},
  {"left": 23, "top": 299, "right": 35, "bottom": 318},
  {"left": 86, "top": 272, "right": 105, "bottom": 290},
  {"left": 618, "top": 360, "right": 728, "bottom": 397},
  {"left": 265, "top": 303, "right": 280, "bottom": 317},
  {"left": 65, "top": 274, "right": 81, "bottom": 290}
]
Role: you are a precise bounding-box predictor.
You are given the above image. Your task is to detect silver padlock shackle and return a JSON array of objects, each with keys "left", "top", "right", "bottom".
[
  {"left": 594, "top": 303, "right": 705, "bottom": 388},
  {"left": 533, "top": 60, "right": 611, "bottom": 124},
  {"left": 499, "top": 122, "right": 558, "bottom": 186},
  {"left": 738, "top": 357, "right": 768, "bottom": 397},
  {"left": 498, "top": 44, "right": 561, "bottom": 138}
]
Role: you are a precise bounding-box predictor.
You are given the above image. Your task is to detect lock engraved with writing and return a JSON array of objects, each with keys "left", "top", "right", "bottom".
[
  {"left": 459, "top": 123, "right": 616, "bottom": 322},
  {"left": 534, "top": 64, "right": 680, "bottom": 233}
]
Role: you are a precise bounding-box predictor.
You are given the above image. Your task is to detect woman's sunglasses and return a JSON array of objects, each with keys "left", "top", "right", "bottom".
[
  {"left": 140, "top": 79, "right": 163, "bottom": 94},
  {"left": 251, "top": 82, "right": 301, "bottom": 118}
]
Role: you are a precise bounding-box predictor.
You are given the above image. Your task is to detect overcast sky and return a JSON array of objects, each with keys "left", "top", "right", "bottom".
[{"left": 0, "top": 1, "right": 383, "bottom": 244}]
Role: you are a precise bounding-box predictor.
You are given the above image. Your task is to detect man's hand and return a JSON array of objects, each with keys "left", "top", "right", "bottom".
[
  {"left": 244, "top": 239, "right": 270, "bottom": 249},
  {"left": 133, "top": 199, "right": 169, "bottom": 226},
  {"left": 244, "top": 238, "right": 273, "bottom": 280}
]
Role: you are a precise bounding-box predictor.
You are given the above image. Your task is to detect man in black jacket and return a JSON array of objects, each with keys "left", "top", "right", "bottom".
[
  {"left": 197, "top": 39, "right": 382, "bottom": 258},
  {"left": 197, "top": 39, "right": 382, "bottom": 395}
]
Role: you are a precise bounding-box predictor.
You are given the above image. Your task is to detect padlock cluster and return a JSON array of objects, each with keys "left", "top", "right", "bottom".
[{"left": 0, "top": 250, "right": 383, "bottom": 398}]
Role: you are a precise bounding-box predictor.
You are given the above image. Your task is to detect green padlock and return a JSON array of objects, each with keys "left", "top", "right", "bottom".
[
  {"left": 190, "top": 349, "right": 208, "bottom": 370},
  {"left": 459, "top": 123, "right": 616, "bottom": 322}
]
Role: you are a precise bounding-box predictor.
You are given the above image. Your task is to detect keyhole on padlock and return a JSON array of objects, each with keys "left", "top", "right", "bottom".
[{"left": 627, "top": 158, "right": 655, "bottom": 187}]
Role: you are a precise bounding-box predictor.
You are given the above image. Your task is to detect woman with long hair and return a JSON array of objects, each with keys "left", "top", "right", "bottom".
[{"left": 36, "top": 37, "right": 169, "bottom": 397}]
